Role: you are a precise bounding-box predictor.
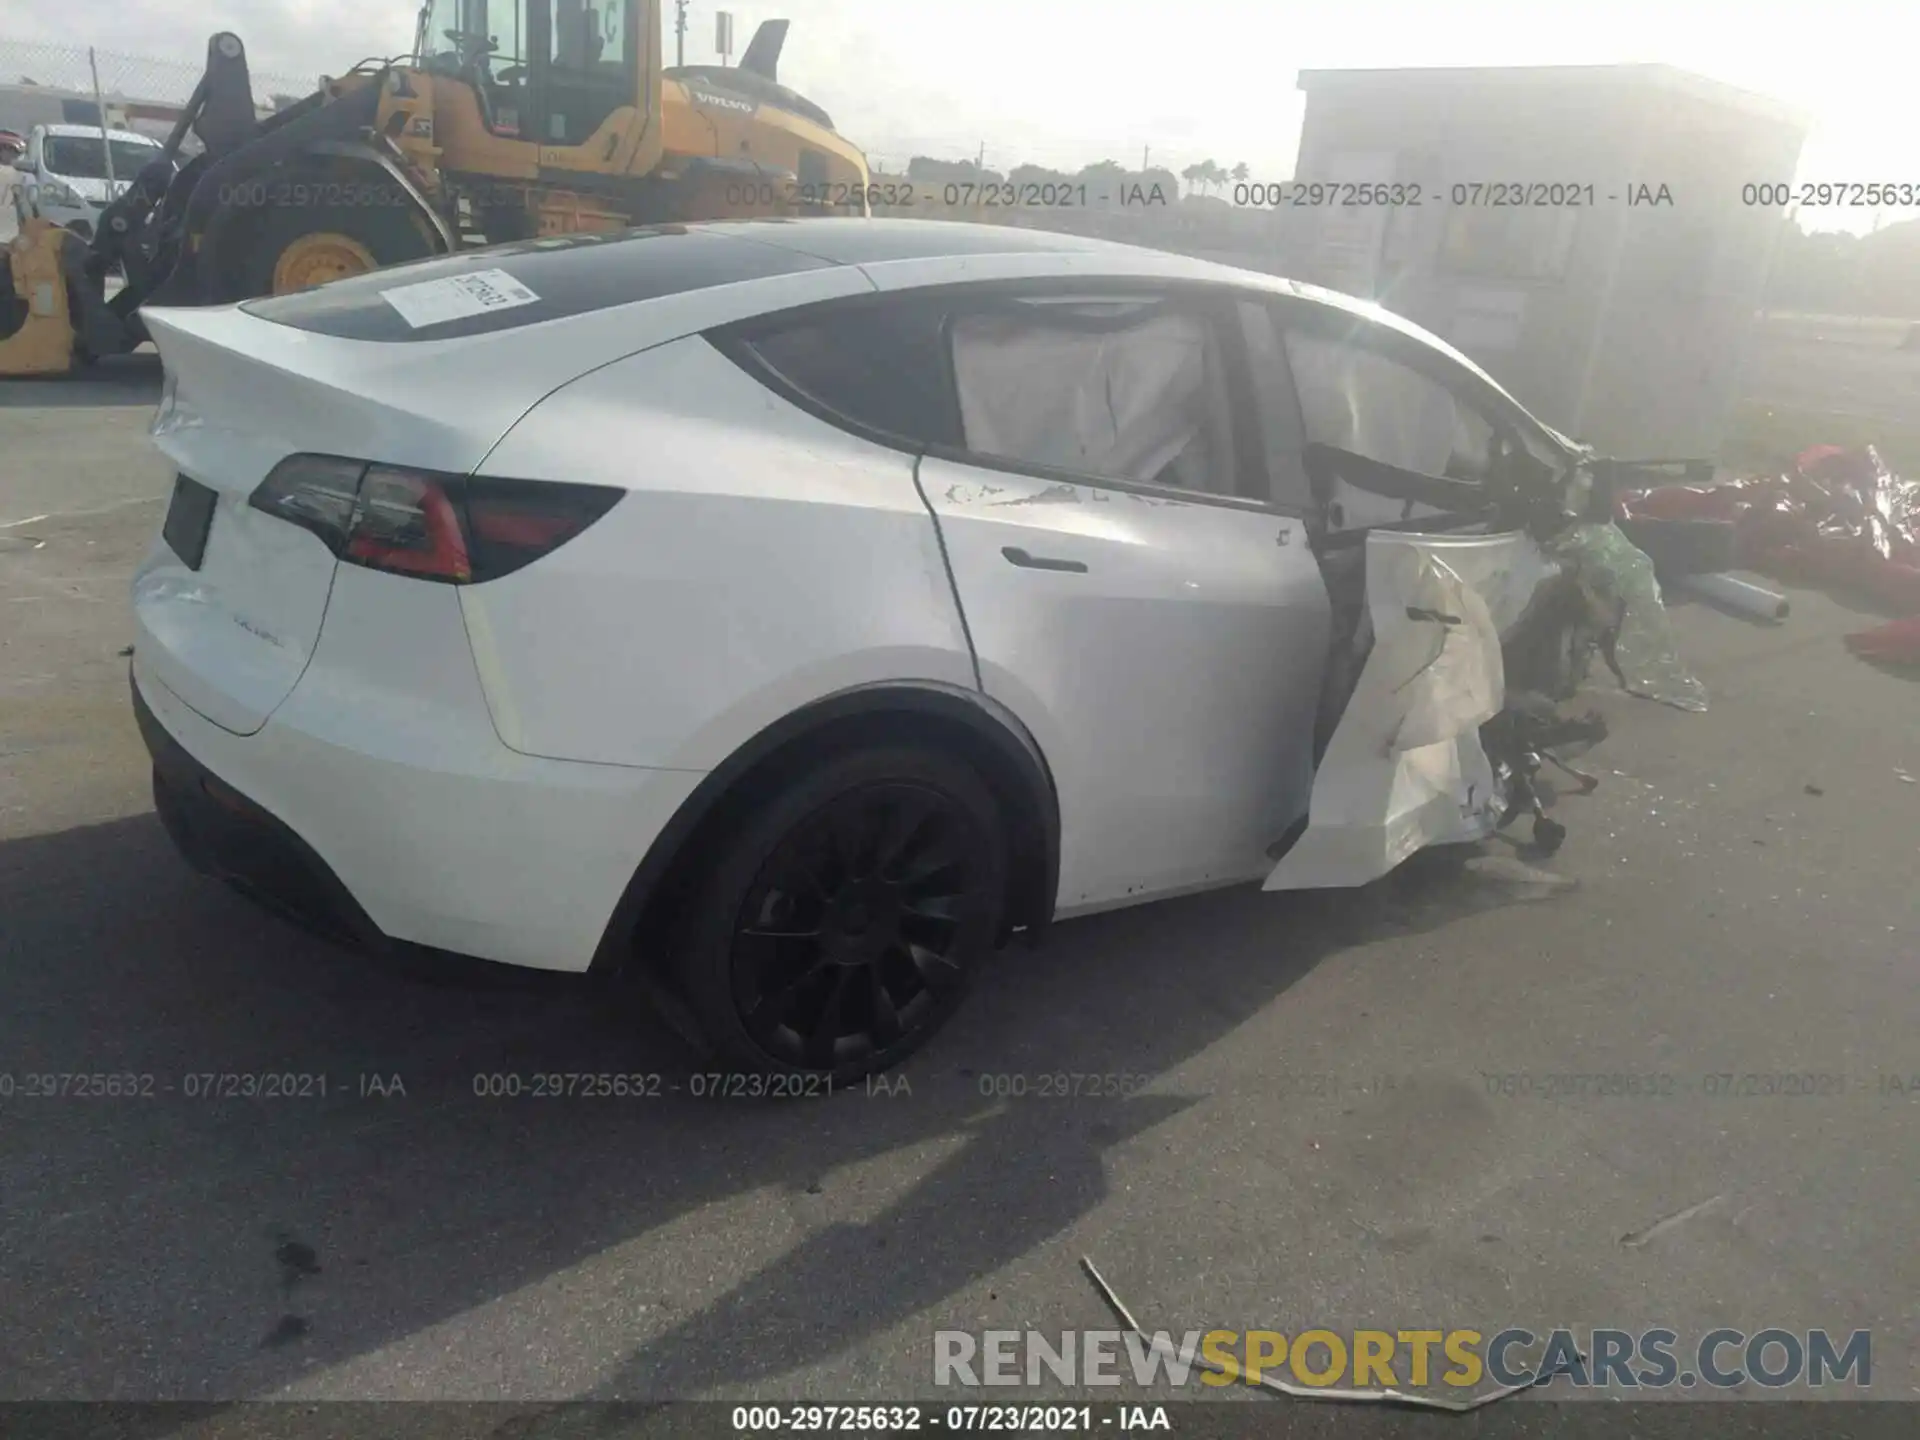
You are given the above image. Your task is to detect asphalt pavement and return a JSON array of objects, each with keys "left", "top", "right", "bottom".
[{"left": 2, "top": 363, "right": 1917, "bottom": 1416}]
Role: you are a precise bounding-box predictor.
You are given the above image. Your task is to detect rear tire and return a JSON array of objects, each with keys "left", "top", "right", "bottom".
[{"left": 672, "top": 745, "right": 1009, "bottom": 1086}]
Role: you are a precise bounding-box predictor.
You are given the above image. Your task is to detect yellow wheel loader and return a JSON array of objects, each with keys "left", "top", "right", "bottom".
[{"left": 0, "top": 0, "right": 870, "bottom": 376}]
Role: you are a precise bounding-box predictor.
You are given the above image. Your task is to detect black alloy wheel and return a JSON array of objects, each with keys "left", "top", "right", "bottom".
[{"left": 675, "top": 747, "right": 1008, "bottom": 1083}]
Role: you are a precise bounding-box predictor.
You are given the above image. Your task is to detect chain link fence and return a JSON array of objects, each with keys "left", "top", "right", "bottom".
[{"left": 0, "top": 38, "right": 315, "bottom": 116}]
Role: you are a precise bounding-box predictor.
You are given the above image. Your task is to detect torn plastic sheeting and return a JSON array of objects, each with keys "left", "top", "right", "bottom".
[
  {"left": 1617, "top": 444, "right": 1920, "bottom": 667},
  {"left": 1265, "top": 531, "right": 1534, "bottom": 892},
  {"left": 1548, "top": 521, "right": 1709, "bottom": 712},
  {"left": 1617, "top": 445, "right": 1920, "bottom": 613}
]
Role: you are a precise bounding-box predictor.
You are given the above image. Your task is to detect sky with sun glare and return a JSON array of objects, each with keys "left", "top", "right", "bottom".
[{"left": 6, "top": 0, "right": 1910, "bottom": 233}]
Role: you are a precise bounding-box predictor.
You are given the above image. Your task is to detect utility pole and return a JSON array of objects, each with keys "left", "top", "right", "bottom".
[
  {"left": 674, "top": 0, "right": 687, "bottom": 67},
  {"left": 88, "top": 47, "right": 116, "bottom": 194},
  {"left": 975, "top": 141, "right": 985, "bottom": 175},
  {"left": 1142, "top": 145, "right": 1150, "bottom": 172}
]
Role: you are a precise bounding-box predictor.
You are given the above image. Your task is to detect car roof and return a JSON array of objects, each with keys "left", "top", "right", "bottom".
[
  {"left": 702, "top": 218, "right": 1381, "bottom": 321},
  {"left": 42, "top": 123, "right": 159, "bottom": 142},
  {"left": 233, "top": 217, "right": 1538, "bottom": 415},
  {"left": 699, "top": 217, "right": 1143, "bottom": 265}
]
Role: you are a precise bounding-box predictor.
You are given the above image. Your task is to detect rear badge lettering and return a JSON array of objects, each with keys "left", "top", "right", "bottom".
[
  {"left": 379, "top": 268, "right": 541, "bottom": 328},
  {"left": 231, "top": 613, "right": 286, "bottom": 649}
]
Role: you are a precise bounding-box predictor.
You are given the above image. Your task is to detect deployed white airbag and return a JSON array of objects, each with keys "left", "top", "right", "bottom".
[{"left": 948, "top": 308, "right": 1230, "bottom": 490}]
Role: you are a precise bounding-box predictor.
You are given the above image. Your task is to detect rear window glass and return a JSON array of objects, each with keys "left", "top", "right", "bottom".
[{"left": 241, "top": 227, "right": 831, "bottom": 342}]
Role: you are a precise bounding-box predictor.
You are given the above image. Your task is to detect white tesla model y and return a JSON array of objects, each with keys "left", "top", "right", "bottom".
[{"left": 132, "top": 219, "right": 1592, "bottom": 1081}]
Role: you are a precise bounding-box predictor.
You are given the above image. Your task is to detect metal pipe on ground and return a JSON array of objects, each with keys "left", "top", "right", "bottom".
[{"left": 1675, "top": 571, "right": 1791, "bottom": 622}]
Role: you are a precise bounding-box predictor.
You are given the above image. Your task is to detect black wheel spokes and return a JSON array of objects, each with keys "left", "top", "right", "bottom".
[
  {"left": 872, "top": 790, "right": 939, "bottom": 881},
  {"left": 867, "top": 956, "right": 907, "bottom": 1046},
  {"left": 741, "top": 882, "right": 825, "bottom": 941},
  {"left": 801, "top": 829, "right": 848, "bottom": 898},
  {"left": 732, "top": 782, "right": 985, "bottom": 1068},
  {"left": 896, "top": 826, "right": 971, "bottom": 956},
  {"left": 803, "top": 969, "right": 856, "bottom": 1068},
  {"left": 742, "top": 942, "right": 831, "bottom": 1029},
  {"left": 892, "top": 837, "right": 969, "bottom": 893}
]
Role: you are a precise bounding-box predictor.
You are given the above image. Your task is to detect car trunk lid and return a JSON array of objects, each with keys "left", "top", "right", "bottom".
[{"left": 133, "top": 306, "right": 536, "bottom": 735}]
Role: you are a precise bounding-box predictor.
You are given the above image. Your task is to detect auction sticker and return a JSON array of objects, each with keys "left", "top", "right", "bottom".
[{"left": 380, "top": 268, "right": 540, "bottom": 328}]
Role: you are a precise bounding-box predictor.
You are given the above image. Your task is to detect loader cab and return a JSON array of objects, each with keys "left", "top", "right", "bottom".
[{"left": 418, "top": 0, "right": 644, "bottom": 150}]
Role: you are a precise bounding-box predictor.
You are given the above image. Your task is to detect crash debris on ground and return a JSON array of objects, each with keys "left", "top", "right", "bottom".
[
  {"left": 1280, "top": 438, "right": 1920, "bottom": 894},
  {"left": 1267, "top": 442, "right": 1707, "bottom": 891},
  {"left": 1078, "top": 1257, "right": 1580, "bottom": 1412},
  {"left": 1617, "top": 443, "right": 1920, "bottom": 666}
]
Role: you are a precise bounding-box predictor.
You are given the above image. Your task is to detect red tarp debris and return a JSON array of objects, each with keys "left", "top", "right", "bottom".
[{"left": 1616, "top": 445, "right": 1920, "bottom": 665}]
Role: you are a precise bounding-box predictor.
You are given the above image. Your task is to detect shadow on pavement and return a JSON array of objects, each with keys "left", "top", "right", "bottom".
[{"left": 0, "top": 809, "right": 1552, "bottom": 1416}]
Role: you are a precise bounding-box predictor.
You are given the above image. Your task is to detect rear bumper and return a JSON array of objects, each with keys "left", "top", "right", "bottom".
[
  {"left": 135, "top": 674, "right": 386, "bottom": 949},
  {"left": 130, "top": 654, "right": 707, "bottom": 972}
]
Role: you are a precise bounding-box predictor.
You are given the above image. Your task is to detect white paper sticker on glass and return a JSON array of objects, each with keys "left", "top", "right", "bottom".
[{"left": 380, "top": 269, "right": 541, "bottom": 328}]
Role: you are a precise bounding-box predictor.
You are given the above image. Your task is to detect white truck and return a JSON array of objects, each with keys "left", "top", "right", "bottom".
[{"left": 14, "top": 122, "right": 164, "bottom": 240}]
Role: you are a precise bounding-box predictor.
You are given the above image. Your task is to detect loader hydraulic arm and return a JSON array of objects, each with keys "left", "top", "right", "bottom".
[{"left": 93, "top": 33, "right": 260, "bottom": 281}]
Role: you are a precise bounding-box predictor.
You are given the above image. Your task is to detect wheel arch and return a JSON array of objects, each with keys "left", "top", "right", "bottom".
[
  {"left": 297, "top": 139, "right": 457, "bottom": 252},
  {"left": 590, "top": 681, "right": 1061, "bottom": 977}
]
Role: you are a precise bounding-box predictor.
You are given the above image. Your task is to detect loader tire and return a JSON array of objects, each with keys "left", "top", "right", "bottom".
[{"left": 227, "top": 191, "right": 438, "bottom": 300}]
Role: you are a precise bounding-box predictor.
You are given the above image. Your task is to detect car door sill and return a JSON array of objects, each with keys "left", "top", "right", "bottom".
[{"left": 1052, "top": 865, "right": 1276, "bottom": 921}]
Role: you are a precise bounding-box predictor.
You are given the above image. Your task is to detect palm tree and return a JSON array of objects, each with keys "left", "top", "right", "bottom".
[
  {"left": 1231, "top": 161, "right": 1250, "bottom": 186},
  {"left": 1180, "top": 162, "right": 1204, "bottom": 198},
  {"left": 1199, "top": 160, "right": 1226, "bottom": 196}
]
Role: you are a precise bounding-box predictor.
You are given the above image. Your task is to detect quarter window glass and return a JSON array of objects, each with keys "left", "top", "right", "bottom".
[
  {"left": 741, "top": 302, "right": 958, "bottom": 446},
  {"left": 948, "top": 298, "right": 1239, "bottom": 495}
]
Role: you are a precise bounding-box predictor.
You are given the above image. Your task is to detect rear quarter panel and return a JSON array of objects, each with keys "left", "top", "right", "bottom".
[{"left": 460, "top": 334, "right": 976, "bottom": 771}]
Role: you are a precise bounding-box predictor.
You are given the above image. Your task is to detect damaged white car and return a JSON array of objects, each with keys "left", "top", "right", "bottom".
[{"left": 130, "top": 219, "right": 1686, "bottom": 1082}]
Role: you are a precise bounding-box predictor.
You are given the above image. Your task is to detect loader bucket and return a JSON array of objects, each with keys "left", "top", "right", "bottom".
[{"left": 0, "top": 219, "right": 84, "bottom": 376}]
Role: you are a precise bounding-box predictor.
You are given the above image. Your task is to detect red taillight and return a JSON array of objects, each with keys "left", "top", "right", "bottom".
[
  {"left": 249, "top": 456, "right": 621, "bottom": 584},
  {"left": 346, "top": 467, "right": 473, "bottom": 581}
]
